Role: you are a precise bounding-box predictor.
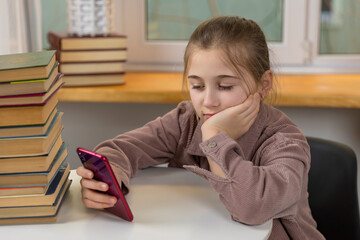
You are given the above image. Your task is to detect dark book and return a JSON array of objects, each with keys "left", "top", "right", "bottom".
[
  {"left": 0, "top": 145, "right": 68, "bottom": 187},
  {"left": 0, "top": 132, "right": 63, "bottom": 174},
  {"left": 0, "top": 91, "right": 58, "bottom": 127},
  {"left": 0, "top": 51, "right": 56, "bottom": 82},
  {"left": 59, "top": 61, "right": 125, "bottom": 75},
  {"left": 0, "top": 163, "right": 70, "bottom": 207},
  {"left": 0, "top": 75, "right": 64, "bottom": 107},
  {"left": 47, "top": 31, "right": 127, "bottom": 51},
  {"left": 56, "top": 49, "right": 127, "bottom": 63},
  {"left": 0, "top": 178, "right": 71, "bottom": 223},
  {"left": 0, "top": 108, "right": 58, "bottom": 138},
  {"left": 0, "top": 62, "right": 59, "bottom": 97},
  {"left": 63, "top": 73, "right": 125, "bottom": 86},
  {"left": 0, "top": 112, "right": 63, "bottom": 157}
]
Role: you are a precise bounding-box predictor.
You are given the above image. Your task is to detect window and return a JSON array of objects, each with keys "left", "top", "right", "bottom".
[
  {"left": 121, "top": 0, "right": 308, "bottom": 71},
  {"left": 38, "top": 0, "right": 360, "bottom": 73}
]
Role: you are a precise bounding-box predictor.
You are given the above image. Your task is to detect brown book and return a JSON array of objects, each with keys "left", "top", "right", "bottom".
[
  {"left": 0, "top": 134, "right": 63, "bottom": 174},
  {"left": 0, "top": 63, "right": 59, "bottom": 97},
  {"left": 0, "top": 144, "right": 67, "bottom": 187},
  {"left": 56, "top": 49, "right": 127, "bottom": 63},
  {"left": 0, "top": 177, "right": 71, "bottom": 221},
  {"left": 0, "top": 108, "right": 57, "bottom": 138},
  {"left": 63, "top": 73, "right": 125, "bottom": 86},
  {"left": 0, "top": 92, "right": 58, "bottom": 127},
  {"left": 47, "top": 31, "right": 127, "bottom": 50},
  {"left": 0, "top": 51, "right": 56, "bottom": 82},
  {"left": 0, "top": 185, "right": 48, "bottom": 197},
  {"left": 59, "top": 61, "right": 125, "bottom": 75},
  {"left": 0, "top": 112, "right": 63, "bottom": 157},
  {"left": 0, "top": 76, "right": 63, "bottom": 106},
  {"left": 0, "top": 164, "right": 70, "bottom": 207}
]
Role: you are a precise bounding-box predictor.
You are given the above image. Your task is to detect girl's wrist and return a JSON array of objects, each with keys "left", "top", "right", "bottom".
[{"left": 201, "top": 126, "right": 221, "bottom": 141}]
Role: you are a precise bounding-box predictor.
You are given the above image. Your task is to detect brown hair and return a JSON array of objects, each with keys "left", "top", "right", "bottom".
[{"left": 183, "top": 16, "right": 276, "bottom": 101}]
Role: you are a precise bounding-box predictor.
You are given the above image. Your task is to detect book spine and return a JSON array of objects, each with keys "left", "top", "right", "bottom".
[{"left": 47, "top": 32, "right": 61, "bottom": 50}]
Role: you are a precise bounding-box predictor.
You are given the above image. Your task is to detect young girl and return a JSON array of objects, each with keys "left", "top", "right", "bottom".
[{"left": 77, "top": 16, "right": 324, "bottom": 239}]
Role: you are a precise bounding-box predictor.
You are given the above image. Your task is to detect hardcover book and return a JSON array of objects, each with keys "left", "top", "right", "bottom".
[
  {"left": 56, "top": 49, "right": 127, "bottom": 63},
  {"left": 0, "top": 146, "right": 68, "bottom": 187},
  {"left": 0, "top": 76, "right": 64, "bottom": 107},
  {"left": 0, "top": 91, "right": 58, "bottom": 127},
  {"left": 0, "top": 133, "right": 63, "bottom": 174},
  {"left": 0, "top": 177, "right": 71, "bottom": 221},
  {"left": 47, "top": 31, "right": 127, "bottom": 50},
  {"left": 0, "top": 163, "right": 70, "bottom": 207},
  {"left": 0, "top": 112, "right": 63, "bottom": 157},
  {"left": 63, "top": 73, "right": 125, "bottom": 86},
  {"left": 0, "top": 51, "right": 56, "bottom": 82},
  {"left": 0, "top": 109, "right": 58, "bottom": 138},
  {"left": 0, "top": 63, "right": 59, "bottom": 97},
  {"left": 59, "top": 61, "right": 125, "bottom": 75}
]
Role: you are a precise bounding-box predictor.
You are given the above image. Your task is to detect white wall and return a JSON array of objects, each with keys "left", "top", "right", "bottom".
[{"left": 58, "top": 102, "right": 360, "bottom": 195}]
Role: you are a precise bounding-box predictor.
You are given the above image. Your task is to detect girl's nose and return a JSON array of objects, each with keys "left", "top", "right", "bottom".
[{"left": 203, "top": 89, "right": 219, "bottom": 107}]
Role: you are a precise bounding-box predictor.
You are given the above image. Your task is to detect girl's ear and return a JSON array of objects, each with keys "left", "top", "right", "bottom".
[{"left": 259, "top": 70, "right": 273, "bottom": 98}]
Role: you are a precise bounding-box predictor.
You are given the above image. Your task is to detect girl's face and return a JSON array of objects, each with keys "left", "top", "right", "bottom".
[{"left": 187, "top": 48, "right": 258, "bottom": 121}]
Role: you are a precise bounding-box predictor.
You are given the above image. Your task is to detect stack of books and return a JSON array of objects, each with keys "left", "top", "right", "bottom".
[
  {"left": 47, "top": 31, "right": 127, "bottom": 86},
  {"left": 0, "top": 50, "right": 71, "bottom": 224}
]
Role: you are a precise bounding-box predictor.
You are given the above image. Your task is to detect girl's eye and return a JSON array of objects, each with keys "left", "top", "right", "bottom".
[
  {"left": 218, "top": 85, "right": 233, "bottom": 90},
  {"left": 191, "top": 85, "right": 204, "bottom": 90}
]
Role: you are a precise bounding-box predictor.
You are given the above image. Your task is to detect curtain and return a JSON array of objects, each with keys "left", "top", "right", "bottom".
[{"left": 0, "top": 0, "right": 42, "bottom": 55}]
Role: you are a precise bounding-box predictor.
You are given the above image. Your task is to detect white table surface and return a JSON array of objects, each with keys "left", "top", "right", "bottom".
[{"left": 0, "top": 167, "right": 272, "bottom": 240}]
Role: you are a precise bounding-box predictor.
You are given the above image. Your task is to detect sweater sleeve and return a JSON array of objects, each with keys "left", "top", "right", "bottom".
[
  {"left": 183, "top": 132, "right": 309, "bottom": 225},
  {"left": 93, "top": 102, "right": 191, "bottom": 194}
]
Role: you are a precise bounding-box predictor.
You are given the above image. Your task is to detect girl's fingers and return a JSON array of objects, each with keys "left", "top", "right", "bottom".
[
  {"left": 80, "top": 178, "right": 109, "bottom": 192},
  {"left": 81, "top": 188, "right": 117, "bottom": 208},
  {"left": 76, "top": 166, "right": 93, "bottom": 179}
]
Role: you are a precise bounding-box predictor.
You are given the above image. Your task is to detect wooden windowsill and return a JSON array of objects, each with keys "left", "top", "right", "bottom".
[{"left": 58, "top": 72, "right": 360, "bottom": 108}]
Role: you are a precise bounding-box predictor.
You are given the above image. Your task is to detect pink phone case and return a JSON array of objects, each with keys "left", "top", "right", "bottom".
[{"left": 77, "top": 147, "right": 133, "bottom": 221}]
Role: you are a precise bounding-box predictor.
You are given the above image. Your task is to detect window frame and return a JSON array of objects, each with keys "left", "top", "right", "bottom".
[{"left": 118, "top": 0, "right": 308, "bottom": 72}]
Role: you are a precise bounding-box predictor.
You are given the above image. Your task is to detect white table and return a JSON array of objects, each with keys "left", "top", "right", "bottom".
[{"left": 0, "top": 167, "right": 272, "bottom": 240}]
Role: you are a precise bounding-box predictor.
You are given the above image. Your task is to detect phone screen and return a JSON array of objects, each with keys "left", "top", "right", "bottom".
[{"left": 77, "top": 148, "right": 133, "bottom": 221}]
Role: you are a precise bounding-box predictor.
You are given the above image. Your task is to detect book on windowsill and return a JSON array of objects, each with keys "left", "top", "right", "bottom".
[
  {"left": 0, "top": 62, "right": 59, "bottom": 97},
  {"left": 0, "top": 112, "right": 63, "bottom": 157},
  {"left": 0, "top": 91, "right": 58, "bottom": 127},
  {"left": 63, "top": 73, "right": 125, "bottom": 86},
  {"left": 47, "top": 31, "right": 127, "bottom": 50},
  {"left": 56, "top": 49, "right": 127, "bottom": 63},
  {"left": 0, "top": 75, "right": 64, "bottom": 107},
  {"left": 0, "top": 133, "right": 63, "bottom": 174},
  {"left": 0, "top": 50, "right": 56, "bottom": 82},
  {"left": 0, "top": 145, "right": 67, "bottom": 187},
  {"left": 0, "top": 163, "right": 70, "bottom": 207},
  {"left": 59, "top": 61, "right": 125, "bottom": 75},
  {"left": 0, "top": 177, "right": 71, "bottom": 223}
]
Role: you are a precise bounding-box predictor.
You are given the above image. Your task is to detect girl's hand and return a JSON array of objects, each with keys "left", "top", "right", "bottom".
[
  {"left": 76, "top": 166, "right": 118, "bottom": 209},
  {"left": 201, "top": 93, "right": 261, "bottom": 141}
]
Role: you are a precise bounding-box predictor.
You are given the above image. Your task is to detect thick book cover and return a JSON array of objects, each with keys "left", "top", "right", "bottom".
[
  {"left": 63, "top": 73, "right": 125, "bottom": 86},
  {"left": 0, "top": 112, "right": 63, "bottom": 157},
  {"left": 0, "top": 134, "right": 63, "bottom": 174},
  {"left": 0, "top": 108, "right": 58, "bottom": 138},
  {"left": 0, "top": 144, "right": 68, "bottom": 187},
  {"left": 0, "top": 91, "right": 58, "bottom": 127},
  {"left": 0, "top": 51, "right": 56, "bottom": 82},
  {"left": 56, "top": 49, "right": 127, "bottom": 63},
  {"left": 0, "top": 75, "right": 64, "bottom": 107},
  {"left": 0, "top": 63, "right": 59, "bottom": 97},
  {"left": 0, "top": 164, "right": 70, "bottom": 207},
  {"left": 59, "top": 61, "right": 125, "bottom": 75},
  {"left": 48, "top": 31, "right": 127, "bottom": 50},
  {"left": 0, "top": 176, "right": 71, "bottom": 220}
]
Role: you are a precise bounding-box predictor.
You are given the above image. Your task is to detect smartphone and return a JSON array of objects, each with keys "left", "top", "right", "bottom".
[{"left": 76, "top": 147, "right": 133, "bottom": 222}]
